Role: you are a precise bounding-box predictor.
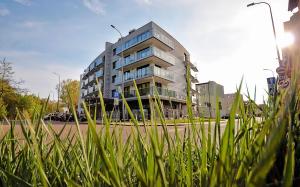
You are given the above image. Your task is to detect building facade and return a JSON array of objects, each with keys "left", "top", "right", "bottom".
[
  {"left": 222, "top": 93, "right": 243, "bottom": 117},
  {"left": 278, "top": 0, "right": 300, "bottom": 88},
  {"left": 78, "top": 21, "right": 198, "bottom": 120},
  {"left": 195, "top": 81, "right": 224, "bottom": 118}
]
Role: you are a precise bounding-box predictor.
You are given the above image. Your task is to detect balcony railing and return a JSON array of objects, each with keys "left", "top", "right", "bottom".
[
  {"left": 124, "top": 87, "right": 176, "bottom": 98},
  {"left": 116, "top": 46, "right": 175, "bottom": 69},
  {"left": 95, "top": 70, "right": 103, "bottom": 78},
  {"left": 116, "top": 29, "right": 174, "bottom": 55},
  {"left": 88, "top": 75, "right": 95, "bottom": 83},
  {"left": 152, "top": 29, "right": 175, "bottom": 49},
  {"left": 115, "top": 66, "right": 174, "bottom": 84}
]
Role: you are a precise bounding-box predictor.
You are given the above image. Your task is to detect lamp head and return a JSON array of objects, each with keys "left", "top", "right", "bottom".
[
  {"left": 247, "top": 2, "right": 255, "bottom": 7},
  {"left": 111, "top": 25, "right": 116, "bottom": 29}
]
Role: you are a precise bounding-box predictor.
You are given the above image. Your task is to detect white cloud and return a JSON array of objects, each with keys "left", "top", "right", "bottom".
[
  {"left": 19, "top": 21, "right": 46, "bottom": 29},
  {"left": 0, "top": 7, "right": 10, "bottom": 16},
  {"left": 82, "top": 0, "right": 105, "bottom": 15},
  {"left": 13, "top": 0, "right": 31, "bottom": 6}
]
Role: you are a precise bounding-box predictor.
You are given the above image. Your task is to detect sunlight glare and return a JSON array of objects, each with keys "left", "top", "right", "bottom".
[{"left": 278, "top": 32, "right": 295, "bottom": 48}]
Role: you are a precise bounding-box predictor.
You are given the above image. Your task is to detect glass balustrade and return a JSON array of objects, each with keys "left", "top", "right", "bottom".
[
  {"left": 116, "top": 46, "right": 175, "bottom": 69},
  {"left": 123, "top": 87, "right": 176, "bottom": 98},
  {"left": 115, "top": 29, "right": 174, "bottom": 54},
  {"left": 95, "top": 70, "right": 103, "bottom": 78},
  {"left": 115, "top": 66, "right": 174, "bottom": 85}
]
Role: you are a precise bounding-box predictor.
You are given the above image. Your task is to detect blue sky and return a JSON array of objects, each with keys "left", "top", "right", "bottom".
[{"left": 0, "top": 0, "right": 293, "bottom": 103}]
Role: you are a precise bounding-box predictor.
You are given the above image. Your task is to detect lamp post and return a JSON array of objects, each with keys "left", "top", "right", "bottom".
[
  {"left": 247, "top": 2, "right": 282, "bottom": 66},
  {"left": 53, "top": 72, "right": 61, "bottom": 112},
  {"left": 111, "top": 24, "right": 125, "bottom": 121}
]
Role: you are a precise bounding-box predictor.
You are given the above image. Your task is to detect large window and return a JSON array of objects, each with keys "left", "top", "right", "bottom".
[
  {"left": 137, "top": 82, "right": 150, "bottom": 95},
  {"left": 137, "top": 47, "right": 151, "bottom": 60},
  {"left": 112, "top": 89, "right": 116, "bottom": 97},
  {"left": 137, "top": 64, "right": 149, "bottom": 78},
  {"left": 116, "top": 30, "right": 152, "bottom": 54},
  {"left": 124, "top": 71, "right": 131, "bottom": 81}
]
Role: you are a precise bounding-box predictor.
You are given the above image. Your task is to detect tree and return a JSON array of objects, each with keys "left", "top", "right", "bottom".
[
  {"left": 0, "top": 97, "right": 7, "bottom": 118},
  {"left": 0, "top": 58, "right": 24, "bottom": 98},
  {"left": 59, "top": 79, "right": 80, "bottom": 110}
]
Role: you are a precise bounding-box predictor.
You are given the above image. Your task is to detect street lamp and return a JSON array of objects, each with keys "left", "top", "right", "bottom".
[
  {"left": 111, "top": 24, "right": 125, "bottom": 121},
  {"left": 53, "top": 72, "right": 61, "bottom": 112},
  {"left": 247, "top": 2, "right": 282, "bottom": 66}
]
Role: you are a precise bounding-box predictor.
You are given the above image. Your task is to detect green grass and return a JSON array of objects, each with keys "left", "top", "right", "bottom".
[{"left": 0, "top": 64, "right": 299, "bottom": 186}]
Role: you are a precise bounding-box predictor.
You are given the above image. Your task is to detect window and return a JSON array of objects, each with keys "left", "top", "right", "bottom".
[
  {"left": 117, "top": 31, "right": 151, "bottom": 53},
  {"left": 124, "top": 86, "right": 130, "bottom": 93},
  {"left": 137, "top": 64, "right": 149, "bottom": 78},
  {"left": 124, "top": 55, "right": 131, "bottom": 64},
  {"left": 112, "top": 89, "right": 116, "bottom": 97},
  {"left": 102, "top": 56, "right": 105, "bottom": 63},
  {"left": 155, "top": 82, "right": 162, "bottom": 88},
  {"left": 113, "top": 48, "right": 116, "bottom": 56},
  {"left": 184, "top": 53, "right": 187, "bottom": 62},
  {"left": 112, "top": 61, "right": 117, "bottom": 69},
  {"left": 112, "top": 75, "right": 116, "bottom": 83},
  {"left": 137, "top": 47, "right": 151, "bottom": 59},
  {"left": 137, "top": 82, "right": 150, "bottom": 95},
  {"left": 124, "top": 71, "right": 130, "bottom": 81}
]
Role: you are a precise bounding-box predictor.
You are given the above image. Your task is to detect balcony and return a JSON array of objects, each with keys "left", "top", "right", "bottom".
[
  {"left": 115, "top": 66, "right": 174, "bottom": 85},
  {"left": 116, "top": 46, "right": 175, "bottom": 71},
  {"left": 82, "top": 84, "right": 103, "bottom": 99},
  {"left": 184, "top": 60, "right": 198, "bottom": 72},
  {"left": 185, "top": 73, "right": 199, "bottom": 83},
  {"left": 83, "top": 58, "right": 105, "bottom": 79},
  {"left": 124, "top": 86, "right": 176, "bottom": 98},
  {"left": 116, "top": 30, "right": 174, "bottom": 56},
  {"left": 95, "top": 70, "right": 104, "bottom": 78}
]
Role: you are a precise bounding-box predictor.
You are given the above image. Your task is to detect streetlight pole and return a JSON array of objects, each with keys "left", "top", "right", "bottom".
[
  {"left": 247, "top": 2, "right": 282, "bottom": 66},
  {"left": 111, "top": 24, "right": 125, "bottom": 121},
  {"left": 53, "top": 72, "right": 61, "bottom": 112}
]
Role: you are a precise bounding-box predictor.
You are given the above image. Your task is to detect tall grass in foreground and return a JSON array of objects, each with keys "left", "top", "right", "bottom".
[{"left": 0, "top": 64, "right": 300, "bottom": 186}]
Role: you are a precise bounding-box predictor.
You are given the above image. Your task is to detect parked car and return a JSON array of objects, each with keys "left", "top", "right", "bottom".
[
  {"left": 43, "top": 113, "right": 57, "bottom": 121},
  {"left": 221, "top": 114, "right": 230, "bottom": 119}
]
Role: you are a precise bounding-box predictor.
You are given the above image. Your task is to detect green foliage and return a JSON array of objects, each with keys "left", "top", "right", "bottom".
[
  {"left": 0, "top": 60, "right": 57, "bottom": 119},
  {"left": 0, "top": 71, "right": 299, "bottom": 186},
  {"left": 59, "top": 79, "right": 80, "bottom": 109}
]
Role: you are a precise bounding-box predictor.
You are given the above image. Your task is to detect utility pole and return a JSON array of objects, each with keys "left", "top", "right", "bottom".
[{"left": 111, "top": 24, "right": 125, "bottom": 121}]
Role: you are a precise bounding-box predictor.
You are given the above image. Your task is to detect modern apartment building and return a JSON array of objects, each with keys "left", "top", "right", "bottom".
[
  {"left": 195, "top": 81, "right": 224, "bottom": 118},
  {"left": 78, "top": 21, "right": 199, "bottom": 120}
]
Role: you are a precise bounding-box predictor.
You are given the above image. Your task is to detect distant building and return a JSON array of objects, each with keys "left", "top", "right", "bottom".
[
  {"left": 195, "top": 81, "right": 224, "bottom": 118},
  {"left": 222, "top": 93, "right": 243, "bottom": 117},
  {"left": 78, "top": 21, "right": 199, "bottom": 120}
]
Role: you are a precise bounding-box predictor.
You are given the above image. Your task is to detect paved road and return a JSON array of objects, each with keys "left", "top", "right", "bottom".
[{"left": 0, "top": 120, "right": 233, "bottom": 140}]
